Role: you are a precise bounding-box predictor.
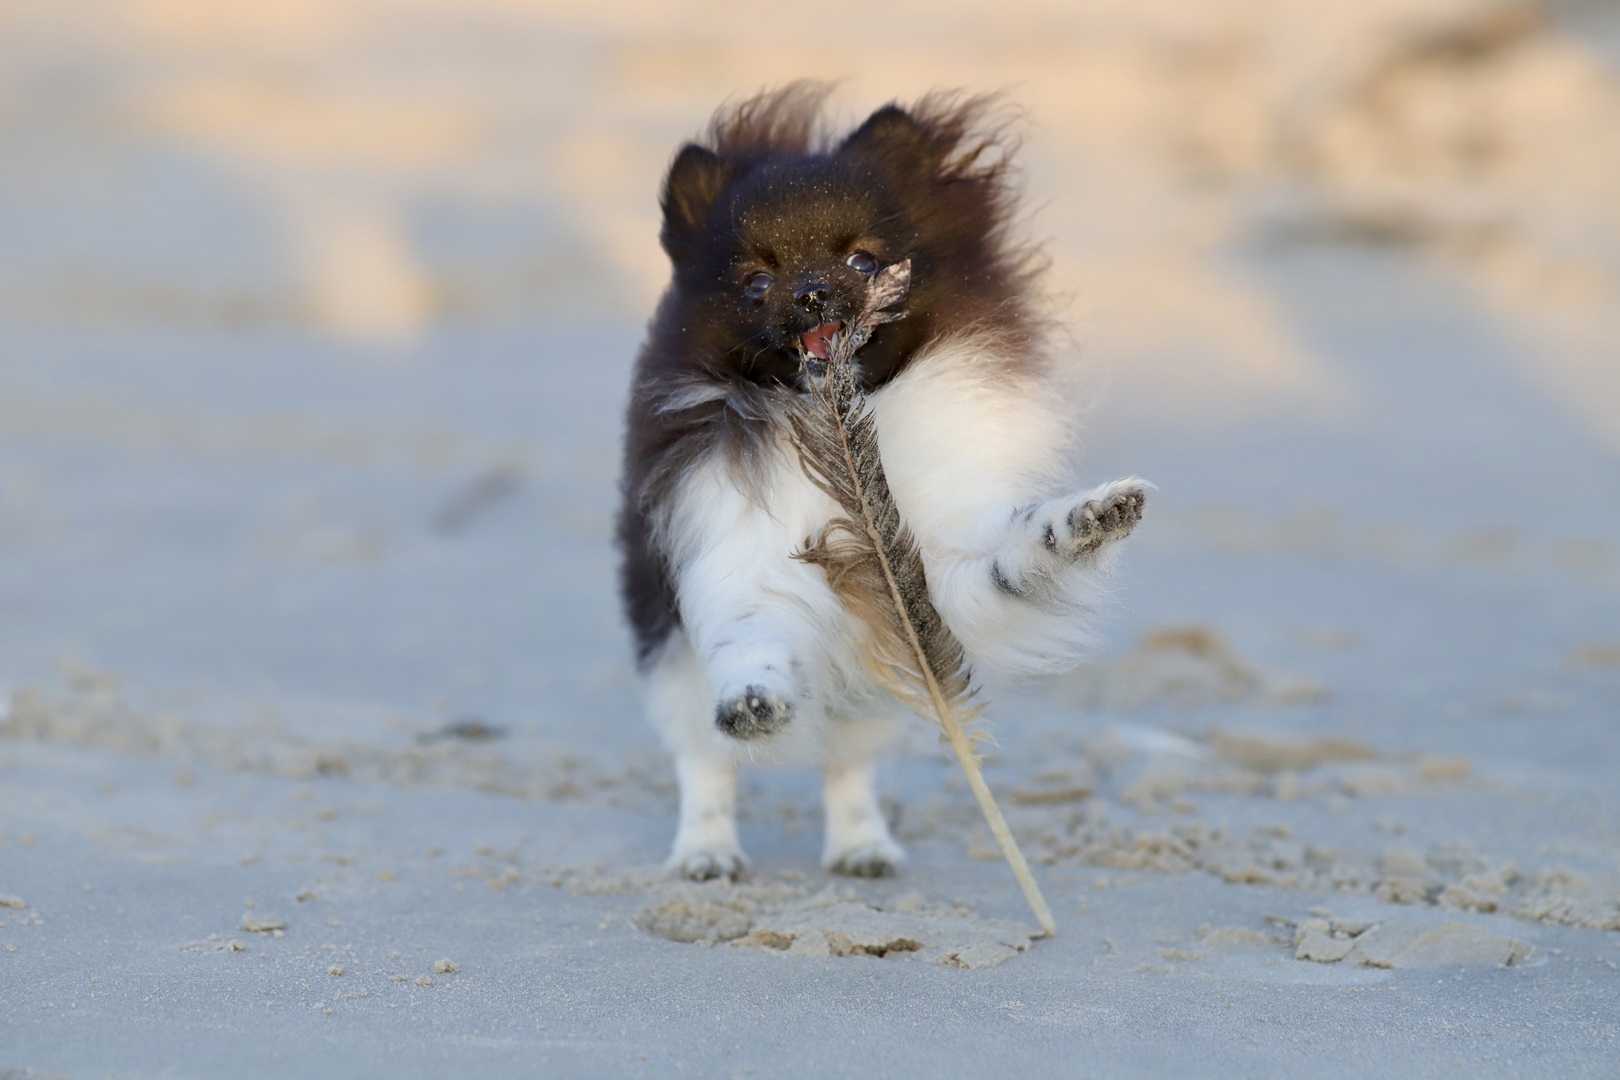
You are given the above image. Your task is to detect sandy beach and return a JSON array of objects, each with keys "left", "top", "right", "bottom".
[{"left": 1, "top": 2, "right": 1617, "bottom": 1076}]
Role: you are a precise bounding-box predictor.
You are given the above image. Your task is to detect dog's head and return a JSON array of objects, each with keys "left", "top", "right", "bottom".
[{"left": 657, "top": 92, "right": 1022, "bottom": 387}]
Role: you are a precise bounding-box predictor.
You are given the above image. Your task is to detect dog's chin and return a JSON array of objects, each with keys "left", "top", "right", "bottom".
[{"left": 737, "top": 341, "right": 805, "bottom": 383}]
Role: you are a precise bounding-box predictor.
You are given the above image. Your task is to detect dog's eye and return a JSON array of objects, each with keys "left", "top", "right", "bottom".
[
  {"left": 744, "top": 272, "right": 773, "bottom": 299},
  {"left": 845, "top": 251, "right": 878, "bottom": 276}
]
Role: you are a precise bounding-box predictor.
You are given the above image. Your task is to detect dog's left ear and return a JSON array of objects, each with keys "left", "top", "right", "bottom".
[{"left": 841, "top": 106, "right": 952, "bottom": 179}]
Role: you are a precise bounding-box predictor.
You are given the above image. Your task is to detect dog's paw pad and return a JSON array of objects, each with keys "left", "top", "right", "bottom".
[
  {"left": 714, "top": 685, "right": 793, "bottom": 740},
  {"left": 1066, "top": 484, "right": 1146, "bottom": 556},
  {"left": 824, "top": 841, "right": 905, "bottom": 879},
  {"left": 671, "top": 849, "right": 747, "bottom": 882}
]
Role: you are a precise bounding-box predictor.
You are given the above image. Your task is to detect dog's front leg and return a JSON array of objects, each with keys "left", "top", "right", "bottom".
[
  {"left": 669, "top": 456, "right": 838, "bottom": 744},
  {"left": 699, "top": 613, "right": 800, "bottom": 741},
  {"left": 990, "top": 478, "right": 1148, "bottom": 594},
  {"left": 923, "top": 477, "right": 1148, "bottom": 675},
  {"left": 679, "top": 547, "right": 826, "bottom": 744}
]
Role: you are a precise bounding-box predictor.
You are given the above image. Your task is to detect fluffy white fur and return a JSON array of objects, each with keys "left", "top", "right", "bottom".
[{"left": 641, "top": 335, "right": 1145, "bottom": 879}]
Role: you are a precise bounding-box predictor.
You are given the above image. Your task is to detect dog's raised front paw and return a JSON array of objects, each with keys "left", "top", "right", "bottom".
[
  {"left": 1048, "top": 480, "right": 1146, "bottom": 560},
  {"left": 714, "top": 684, "right": 793, "bottom": 740},
  {"left": 823, "top": 838, "right": 906, "bottom": 879},
  {"left": 667, "top": 847, "right": 748, "bottom": 882}
]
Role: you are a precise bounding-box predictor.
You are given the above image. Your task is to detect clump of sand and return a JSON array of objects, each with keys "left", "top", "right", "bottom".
[
  {"left": 1275, "top": 914, "right": 1534, "bottom": 968},
  {"left": 633, "top": 889, "right": 771, "bottom": 946},
  {"left": 621, "top": 878, "right": 1037, "bottom": 969}
]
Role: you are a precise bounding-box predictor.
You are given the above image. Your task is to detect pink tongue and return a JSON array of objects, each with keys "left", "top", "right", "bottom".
[{"left": 800, "top": 322, "right": 843, "bottom": 360}]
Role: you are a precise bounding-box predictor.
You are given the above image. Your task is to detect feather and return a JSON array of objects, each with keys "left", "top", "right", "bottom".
[
  {"left": 785, "top": 263, "right": 973, "bottom": 720},
  {"left": 785, "top": 260, "right": 1057, "bottom": 937}
]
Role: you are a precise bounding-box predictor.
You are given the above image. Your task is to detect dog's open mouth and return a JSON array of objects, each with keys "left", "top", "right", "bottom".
[{"left": 800, "top": 321, "right": 844, "bottom": 361}]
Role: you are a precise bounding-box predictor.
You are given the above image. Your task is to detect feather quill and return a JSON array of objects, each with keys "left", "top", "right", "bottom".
[{"left": 785, "top": 260, "right": 1057, "bottom": 936}]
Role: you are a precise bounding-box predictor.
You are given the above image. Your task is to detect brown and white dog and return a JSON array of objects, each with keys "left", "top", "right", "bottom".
[{"left": 616, "top": 86, "right": 1146, "bottom": 880}]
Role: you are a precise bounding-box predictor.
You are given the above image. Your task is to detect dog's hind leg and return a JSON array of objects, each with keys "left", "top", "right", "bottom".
[
  {"left": 670, "top": 752, "right": 744, "bottom": 881},
  {"left": 821, "top": 758, "right": 905, "bottom": 877},
  {"left": 819, "top": 716, "right": 907, "bottom": 877},
  {"left": 643, "top": 634, "right": 747, "bottom": 880}
]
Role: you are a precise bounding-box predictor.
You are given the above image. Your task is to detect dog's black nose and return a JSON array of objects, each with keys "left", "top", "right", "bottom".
[{"left": 793, "top": 283, "right": 830, "bottom": 312}]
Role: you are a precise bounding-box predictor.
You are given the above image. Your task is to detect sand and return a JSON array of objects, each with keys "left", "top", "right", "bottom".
[
  {"left": 2, "top": 302, "right": 1618, "bottom": 1079},
  {"left": 1, "top": 1, "right": 1619, "bottom": 1076}
]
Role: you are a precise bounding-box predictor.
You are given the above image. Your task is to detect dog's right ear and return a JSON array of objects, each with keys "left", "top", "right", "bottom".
[
  {"left": 660, "top": 144, "right": 728, "bottom": 263},
  {"left": 842, "top": 106, "right": 951, "bottom": 180}
]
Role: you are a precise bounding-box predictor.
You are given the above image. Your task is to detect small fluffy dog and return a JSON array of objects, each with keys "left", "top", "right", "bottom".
[{"left": 617, "top": 86, "right": 1146, "bottom": 880}]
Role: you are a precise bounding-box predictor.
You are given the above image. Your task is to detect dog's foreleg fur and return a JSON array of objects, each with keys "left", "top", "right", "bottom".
[
  {"left": 985, "top": 477, "right": 1147, "bottom": 595},
  {"left": 922, "top": 477, "right": 1146, "bottom": 675},
  {"left": 659, "top": 450, "right": 846, "bottom": 742}
]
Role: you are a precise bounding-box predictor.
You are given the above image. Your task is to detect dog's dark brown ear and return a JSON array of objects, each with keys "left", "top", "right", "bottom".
[
  {"left": 841, "top": 106, "right": 950, "bottom": 179},
  {"left": 661, "top": 144, "right": 728, "bottom": 262}
]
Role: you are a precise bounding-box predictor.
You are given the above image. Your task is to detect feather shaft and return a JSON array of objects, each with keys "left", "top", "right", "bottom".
[{"left": 787, "top": 260, "right": 1056, "bottom": 937}]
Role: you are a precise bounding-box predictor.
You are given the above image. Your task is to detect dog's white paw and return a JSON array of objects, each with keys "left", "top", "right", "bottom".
[
  {"left": 823, "top": 837, "right": 906, "bottom": 879},
  {"left": 666, "top": 845, "right": 748, "bottom": 882},
  {"left": 713, "top": 683, "right": 793, "bottom": 740},
  {"left": 1046, "top": 480, "right": 1146, "bottom": 560}
]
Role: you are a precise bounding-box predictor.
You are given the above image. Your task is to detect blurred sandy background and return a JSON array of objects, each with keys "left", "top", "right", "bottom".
[
  {"left": 3, "top": 0, "right": 1617, "bottom": 444},
  {"left": 4, "top": 6, "right": 1620, "bottom": 1076}
]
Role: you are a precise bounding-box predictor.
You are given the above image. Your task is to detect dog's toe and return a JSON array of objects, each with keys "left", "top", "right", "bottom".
[
  {"left": 824, "top": 840, "right": 905, "bottom": 879},
  {"left": 714, "top": 685, "right": 793, "bottom": 740},
  {"left": 672, "top": 849, "right": 747, "bottom": 882},
  {"left": 1068, "top": 483, "right": 1147, "bottom": 556}
]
